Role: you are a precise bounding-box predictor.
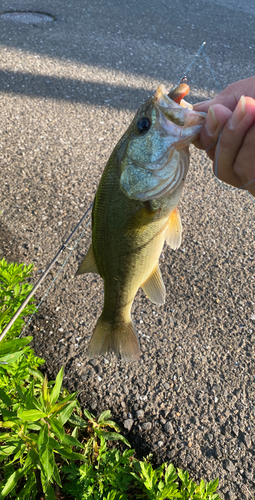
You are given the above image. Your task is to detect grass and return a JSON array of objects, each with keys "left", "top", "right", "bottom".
[{"left": 0, "top": 256, "right": 222, "bottom": 499}]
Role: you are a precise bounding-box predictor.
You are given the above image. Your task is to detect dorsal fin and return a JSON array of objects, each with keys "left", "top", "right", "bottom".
[
  {"left": 165, "top": 207, "right": 182, "bottom": 250},
  {"left": 76, "top": 244, "right": 99, "bottom": 275},
  {"left": 141, "top": 264, "right": 165, "bottom": 305}
]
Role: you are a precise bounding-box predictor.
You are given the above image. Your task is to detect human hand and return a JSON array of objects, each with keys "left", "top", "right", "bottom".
[{"left": 193, "top": 77, "right": 255, "bottom": 197}]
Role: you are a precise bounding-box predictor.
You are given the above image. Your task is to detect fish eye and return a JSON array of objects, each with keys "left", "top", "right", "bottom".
[{"left": 136, "top": 117, "right": 151, "bottom": 134}]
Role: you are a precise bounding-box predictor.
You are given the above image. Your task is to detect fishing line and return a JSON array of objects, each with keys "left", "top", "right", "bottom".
[
  {"left": 177, "top": 41, "right": 206, "bottom": 85},
  {"left": 201, "top": 45, "right": 221, "bottom": 93},
  {"left": 0, "top": 202, "right": 93, "bottom": 342},
  {"left": 18, "top": 217, "right": 92, "bottom": 338}
]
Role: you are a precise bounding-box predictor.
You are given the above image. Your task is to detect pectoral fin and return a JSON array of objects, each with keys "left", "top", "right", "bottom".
[
  {"left": 165, "top": 207, "right": 182, "bottom": 250},
  {"left": 76, "top": 244, "right": 99, "bottom": 275},
  {"left": 142, "top": 264, "right": 166, "bottom": 305}
]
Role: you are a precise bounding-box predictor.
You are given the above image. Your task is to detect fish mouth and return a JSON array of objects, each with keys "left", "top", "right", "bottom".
[{"left": 153, "top": 84, "right": 206, "bottom": 144}]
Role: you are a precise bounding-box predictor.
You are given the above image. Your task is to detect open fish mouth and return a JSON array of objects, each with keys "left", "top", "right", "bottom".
[{"left": 153, "top": 84, "right": 206, "bottom": 142}]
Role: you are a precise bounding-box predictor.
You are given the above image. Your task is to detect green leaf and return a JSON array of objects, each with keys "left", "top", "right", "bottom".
[
  {"left": 42, "top": 375, "right": 49, "bottom": 408},
  {"left": 45, "top": 483, "right": 56, "bottom": 499},
  {"left": 0, "top": 351, "right": 24, "bottom": 365},
  {"left": 187, "top": 481, "right": 197, "bottom": 496},
  {"left": 98, "top": 410, "right": 112, "bottom": 422},
  {"left": 84, "top": 409, "right": 95, "bottom": 421},
  {"left": 24, "top": 449, "right": 37, "bottom": 469},
  {"left": 0, "top": 420, "right": 18, "bottom": 429},
  {"left": 52, "top": 462, "right": 62, "bottom": 488},
  {"left": 0, "top": 337, "right": 32, "bottom": 356},
  {"left": 178, "top": 468, "right": 191, "bottom": 491},
  {"left": 27, "top": 367, "right": 44, "bottom": 381},
  {"left": 38, "top": 423, "right": 49, "bottom": 449},
  {"left": 100, "top": 431, "right": 130, "bottom": 447},
  {"left": 0, "top": 387, "right": 12, "bottom": 406},
  {"left": 62, "top": 434, "right": 84, "bottom": 449},
  {"left": 100, "top": 420, "right": 121, "bottom": 431},
  {"left": 27, "top": 423, "right": 42, "bottom": 431},
  {"left": 24, "top": 380, "right": 36, "bottom": 410},
  {"left": 0, "top": 445, "right": 19, "bottom": 458},
  {"left": 56, "top": 400, "right": 77, "bottom": 425},
  {"left": 18, "top": 409, "right": 47, "bottom": 421},
  {"left": 139, "top": 461, "right": 156, "bottom": 490},
  {"left": 157, "top": 483, "right": 181, "bottom": 499},
  {"left": 68, "top": 414, "right": 88, "bottom": 429},
  {"left": 0, "top": 467, "right": 25, "bottom": 499},
  {"left": 56, "top": 447, "right": 87, "bottom": 461},
  {"left": 165, "top": 463, "right": 177, "bottom": 484},
  {"left": 49, "top": 417, "right": 65, "bottom": 441},
  {"left": 206, "top": 478, "right": 219, "bottom": 494},
  {"left": 49, "top": 402, "right": 66, "bottom": 413},
  {"left": 71, "top": 426, "right": 78, "bottom": 439},
  {"left": 15, "top": 383, "right": 26, "bottom": 400},
  {"left": 13, "top": 284, "right": 20, "bottom": 296},
  {"left": 40, "top": 447, "right": 55, "bottom": 483},
  {"left": 199, "top": 478, "right": 206, "bottom": 493},
  {"left": 50, "top": 366, "right": 64, "bottom": 406}
]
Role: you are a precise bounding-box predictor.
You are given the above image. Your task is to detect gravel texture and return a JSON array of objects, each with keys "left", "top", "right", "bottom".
[{"left": 0, "top": 0, "right": 255, "bottom": 498}]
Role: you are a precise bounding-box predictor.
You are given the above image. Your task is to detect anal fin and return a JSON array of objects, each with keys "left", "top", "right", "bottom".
[
  {"left": 165, "top": 207, "right": 182, "bottom": 250},
  {"left": 76, "top": 244, "right": 99, "bottom": 275},
  {"left": 142, "top": 264, "right": 165, "bottom": 305}
]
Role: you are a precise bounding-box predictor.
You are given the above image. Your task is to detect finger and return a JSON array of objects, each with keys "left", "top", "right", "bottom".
[
  {"left": 213, "top": 96, "right": 255, "bottom": 188},
  {"left": 194, "top": 93, "right": 238, "bottom": 113},
  {"left": 194, "top": 76, "right": 255, "bottom": 113},
  {"left": 193, "top": 99, "right": 214, "bottom": 114},
  {"left": 231, "top": 123, "right": 255, "bottom": 196},
  {"left": 193, "top": 104, "right": 232, "bottom": 159}
]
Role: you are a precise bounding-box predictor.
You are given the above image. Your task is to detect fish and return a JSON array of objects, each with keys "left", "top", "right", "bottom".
[{"left": 77, "top": 82, "right": 206, "bottom": 362}]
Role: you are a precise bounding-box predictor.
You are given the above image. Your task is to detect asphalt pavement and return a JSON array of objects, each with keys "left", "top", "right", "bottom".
[{"left": 0, "top": 0, "right": 255, "bottom": 498}]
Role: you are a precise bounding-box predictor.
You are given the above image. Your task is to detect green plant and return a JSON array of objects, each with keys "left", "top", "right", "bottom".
[
  {"left": 62, "top": 446, "right": 134, "bottom": 500},
  {"left": 0, "top": 366, "right": 86, "bottom": 499},
  {"left": 132, "top": 460, "right": 221, "bottom": 499},
  {"left": 82, "top": 409, "right": 130, "bottom": 461},
  {"left": 63, "top": 414, "right": 221, "bottom": 500},
  {"left": 0, "top": 256, "right": 44, "bottom": 410},
  {"left": 0, "top": 257, "right": 35, "bottom": 340},
  {"left": 63, "top": 447, "right": 221, "bottom": 500},
  {"left": 62, "top": 409, "right": 132, "bottom": 499},
  {"left": 0, "top": 336, "right": 45, "bottom": 403}
]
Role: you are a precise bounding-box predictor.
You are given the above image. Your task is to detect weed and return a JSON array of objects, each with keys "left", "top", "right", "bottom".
[{"left": 0, "top": 257, "right": 35, "bottom": 340}]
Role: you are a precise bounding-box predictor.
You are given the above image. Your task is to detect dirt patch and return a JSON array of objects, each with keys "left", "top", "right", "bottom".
[{"left": 0, "top": 222, "right": 22, "bottom": 263}]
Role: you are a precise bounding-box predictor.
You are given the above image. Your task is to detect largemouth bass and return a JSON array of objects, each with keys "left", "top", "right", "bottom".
[{"left": 77, "top": 82, "right": 205, "bottom": 362}]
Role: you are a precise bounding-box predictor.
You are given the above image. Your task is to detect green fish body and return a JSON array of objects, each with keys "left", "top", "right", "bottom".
[{"left": 77, "top": 83, "right": 205, "bottom": 361}]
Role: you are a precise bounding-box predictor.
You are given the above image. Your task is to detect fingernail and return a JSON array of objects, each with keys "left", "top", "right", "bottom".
[
  {"left": 205, "top": 107, "right": 218, "bottom": 136},
  {"left": 229, "top": 95, "right": 246, "bottom": 129}
]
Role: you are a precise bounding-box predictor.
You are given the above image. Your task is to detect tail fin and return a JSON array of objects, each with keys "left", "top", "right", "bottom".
[{"left": 87, "top": 314, "right": 140, "bottom": 362}]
